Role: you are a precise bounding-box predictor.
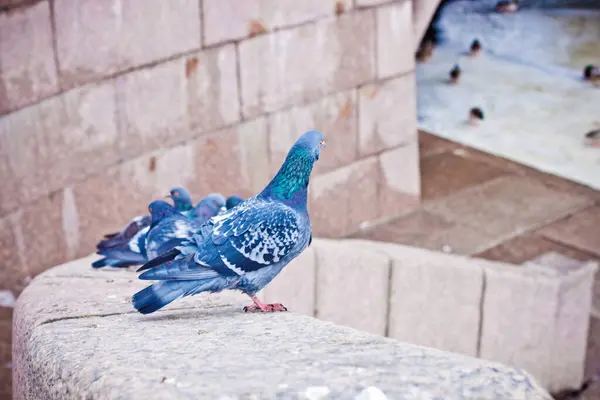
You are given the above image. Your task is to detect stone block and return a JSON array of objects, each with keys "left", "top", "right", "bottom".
[
  {"left": 203, "top": 0, "right": 353, "bottom": 46},
  {"left": 15, "top": 193, "right": 69, "bottom": 279},
  {"left": 0, "top": 81, "right": 118, "bottom": 209},
  {"left": 116, "top": 44, "right": 239, "bottom": 158},
  {"left": 188, "top": 118, "right": 269, "bottom": 199},
  {"left": 358, "top": 74, "right": 417, "bottom": 157},
  {"left": 116, "top": 59, "right": 189, "bottom": 159},
  {"left": 54, "top": 0, "right": 201, "bottom": 87},
  {"left": 309, "top": 157, "right": 379, "bottom": 237},
  {"left": 376, "top": 1, "right": 415, "bottom": 79},
  {"left": 377, "top": 141, "right": 421, "bottom": 218},
  {"left": 238, "top": 10, "right": 375, "bottom": 117},
  {"left": 357, "top": 210, "right": 499, "bottom": 255},
  {"left": 425, "top": 176, "right": 593, "bottom": 239},
  {"left": 260, "top": 246, "right": 316, "bottom": 316},
  {"left": 538, "top": 205, "right": 600, "bottom": 258},
  {"left": 374, "top": 241, "right": 483, "bottom": 356},
  {"left": 0, "top": 214, "right": 29, "bottom": 294},
  {"left": 421, "top": 151, "right": 510, "bottom": 201},
  {"left": 268, "top": 91, "right": 358, "bottom": 176},
  {"left": 480, "top": 261, "right": 597, "bottom": 391},
  {"left": 313, "top": 239, "right": 390, "bottom": 335},
  {"left": 0, "top": 1, "right": 58, "bottom": 113}
]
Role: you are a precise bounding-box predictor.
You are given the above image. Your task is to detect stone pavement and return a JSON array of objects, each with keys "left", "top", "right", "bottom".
[{"left": 353, "top": 131, "right": 600, "bottom": 399}]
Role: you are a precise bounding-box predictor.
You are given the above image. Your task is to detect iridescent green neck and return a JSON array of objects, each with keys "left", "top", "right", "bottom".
[{"left": 260, "top": 148, "right": 314, "bottom": 203}]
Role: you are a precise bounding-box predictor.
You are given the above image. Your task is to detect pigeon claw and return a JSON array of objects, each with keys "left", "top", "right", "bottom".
[{"left": 243, "top": 303, "right": 288, "bottom": 313}]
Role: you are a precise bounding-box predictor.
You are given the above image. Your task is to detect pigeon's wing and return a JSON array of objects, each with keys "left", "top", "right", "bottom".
[
  {"left": 146, "top": 216, "right": 200, "bottom": 259},
  {"left": 96, "top": 227, "right": 149, "bottom": 265},
  {"left": 97, "top": 215, "right": 150, "bottom": 250},
  {"left": 198, "top": 200, "right": 302, "bottom": 275}
]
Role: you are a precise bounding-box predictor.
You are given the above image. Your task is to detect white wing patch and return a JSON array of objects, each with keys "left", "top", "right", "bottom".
[
  {"left": 129, "top": 226, "right": 149, "bottom": 253},
  {"left": 170, "top": 220, "right": 194, "bottom": 239},
  {"left": 219, "top": 254, "right": 245, "bottom": 275}
]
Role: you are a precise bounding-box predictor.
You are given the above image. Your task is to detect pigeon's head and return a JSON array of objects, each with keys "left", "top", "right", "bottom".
[
  {"left": 148, "top": 200, "right": 177, "bottom": 224},
  {"left": 198, "top": 193, "right": 227, "bottom": 213},
  {"left": 226, "top": 195, "right": 244, "bottom": 210},
  {"left": 293, "top": 130, "right": 326, "bottom": 161},
  {"left": 167, "top": 187, "right": 193, "bottom": 211}
]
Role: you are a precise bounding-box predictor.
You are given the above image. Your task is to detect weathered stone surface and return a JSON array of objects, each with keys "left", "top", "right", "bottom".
[
  {"left": 188, "top": 118, "right": 269, "bottom": 199},
  {"left": 425, "top": 176, "right": 593, "bottom": 239},
  {"left": 203, "top": 0, "right": 353, "bottom": 45},
  {"left": 14, "top": 192, "right": 69, "bottom": 279},
  {"left": 0, "top": 214, "right": 27, "bottom": 294},
  {"left": 13, "top": 254, "right": 552, "bottom": 400},
  {"left": 269, "top": 91, "right": 358, "bottom": 176},
  {"left": 0, "top": 1, "right": 58, "bottom": 114},
  {"left": 239, "top": 10, "right": 375, "bottom": 117},
  {"left": 116, "top": 44, "right": 239, "bottom": 158},
  {"left": 376, "top": 1, "right": 415, "bottom": 79},
  {"left": 537, "top": 205, "right": 600, "bottom": 258},
  {"left": 356, "top": 0, "right": 394, "bottom": 6},
  {"left": 480, "top": 261, "right": 597, "bottom": 391},
  {"left": 419, "top": 131, "right": 463, "bottom": 157},
  {"left": 358, "top": 74, "right": 417, "bottom": 156},
  {"left": 260, "top": 246, "right": 316, "bottom": 316},
  {"left": 377, "top": 141, "right": 421, "bottom": 218},
  {"left": 313, "top": 239, "right": 390, "bottom": 336},
  {"left": 353, "top": 240, "right": 483, "bottom": 356},
  {"left": 309, "top": 157, "right": 379, "bottom": 237},
  {"left": 356, "top": 210, "right": 499, "bottom": 255},
  {"left": 0, "top": 81, "right": 118, "bottom": 210},
  {"left": 420, "top": 151, "right": 510, "bottom": 201},
  {"left": 54, "top": 0, "right": 201, "bottom": 87}
]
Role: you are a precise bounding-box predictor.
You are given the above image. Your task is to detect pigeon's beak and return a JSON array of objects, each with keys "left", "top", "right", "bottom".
[{"left": 165, "top": 194, "right": 173, "bottom": 199}]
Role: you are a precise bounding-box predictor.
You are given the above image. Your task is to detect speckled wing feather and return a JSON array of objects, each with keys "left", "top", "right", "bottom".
[{"left": 196, "top": 199, "right": 301, "bottom": 275}]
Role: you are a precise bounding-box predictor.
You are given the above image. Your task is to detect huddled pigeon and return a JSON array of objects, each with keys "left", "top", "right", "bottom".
[
  {"left": 132, "top": 130, "right": 326, "bottom": 314},
  {"left": 92, "top": 191, "right": 228, "bottom": 269},
  {"left": 225, "top": 195, "right": 244, "bottom": 210}
]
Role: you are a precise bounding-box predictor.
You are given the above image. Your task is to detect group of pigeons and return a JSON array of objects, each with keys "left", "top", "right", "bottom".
[{"left": 91, "top": 130, "right": 327, "bottom": 315}]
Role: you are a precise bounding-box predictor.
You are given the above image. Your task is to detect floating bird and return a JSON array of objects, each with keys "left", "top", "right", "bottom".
[
  {"left": 469, "top": 107, "right": 485, "bottom": 125},
  {"left": 585, "top": 130, "right": 600, "bottom": 148},
  {"left": 469, "top": 39, "right": 482, "bottom": 57},
  {"left": 166, "top": 187, "right": 194, "bottom": 213},
  {"left": 449, "top": 64, "right": 461, "bottom": 84},
  {"left": 225, "top": 195, "right": 244, "bottom": 210},
  {"left": 583, "top": 65, "right": 600, "bottom": 84},
  {"left": 495, "top": 0, "right": 518, "bottom": 13},
  {"left": 416, "top": 39, "right": 434, "bottom": 63},
  {"left": 132, "top": 130, "right": 326, "bottom": 315}
]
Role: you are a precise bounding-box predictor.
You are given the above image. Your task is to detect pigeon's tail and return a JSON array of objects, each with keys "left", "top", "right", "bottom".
[
  {"left": 132, "top": 280, "right": 200, "bottom": 314},
  {"left": 133, "top": 254, "right": 236, "bottom": 314}
]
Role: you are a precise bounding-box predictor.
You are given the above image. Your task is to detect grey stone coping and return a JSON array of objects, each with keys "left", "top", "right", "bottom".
[{"left": 13, "top": 257, "right": 552, "bottom": 400}]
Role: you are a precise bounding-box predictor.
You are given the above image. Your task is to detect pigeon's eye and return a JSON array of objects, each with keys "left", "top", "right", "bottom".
[
  {"left": 214, "top": 200, "right": 219, "bottom": 206},
  {"left": 319, "top": 140, "right": 325, "bottom": 147},
  {"left": 173, "top": 191, "right": 179, "bottom": 196}
]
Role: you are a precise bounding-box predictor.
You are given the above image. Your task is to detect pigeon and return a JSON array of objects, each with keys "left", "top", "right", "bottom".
[
  {"left": 92, "top": 199, "right": 212, "bottom": 269},
  {"left": 96, "top": 215, "right": 151, "bottom": 251},
  {"left": 469, "top": 107, "right": 485, "bottom": 125},
  {"left": 132, "top": 130, "right": 326, "bottom": 314},
  {"left": 449, "top": 64, "right": 461, "bottom": 84},
  {"left": 166, "top": 187, "right": 194, "bottom": 212},
  {"left": 225, "top": 195, "right": 244, "bottom": 210},
  {"left": 185, "top": 193, "right": 227, "bottom": 223},
  {"left": 469, "top": 39, "right": 481, "bottom": 57}
]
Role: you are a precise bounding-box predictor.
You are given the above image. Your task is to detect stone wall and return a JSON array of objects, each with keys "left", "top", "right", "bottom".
[{"left": 0, "top": 0, "right": 422, "bottom": 396}]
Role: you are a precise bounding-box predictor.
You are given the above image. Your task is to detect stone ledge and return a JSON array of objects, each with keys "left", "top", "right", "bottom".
[
  {"left": 13, "top": 254, "right": 552, "bottom": 399},
  {"left": 261, "top": 238, "right": 597, "bottom": 393}
]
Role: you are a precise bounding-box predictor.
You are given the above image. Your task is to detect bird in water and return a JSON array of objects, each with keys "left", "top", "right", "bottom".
[
  {"left": 584, "top": 130, "right": 600, "bottom": 148},
  {"left": 449, "top": 64, "right": 461, "bottom": 85},
  {"left": 583, "top": 65, "right": 600, "bottom": 85},
  {"left": 495, "top": 0, "right": 518, "bottom": 13},
  {"left": 132, "top": 130, "right": 326, "bottom": 314},
  {"left": 469, "top": 39, "right": 482, "bottom": 57},
  {"left": 469, "top": 107, "right": 485, "bottom": 125}
]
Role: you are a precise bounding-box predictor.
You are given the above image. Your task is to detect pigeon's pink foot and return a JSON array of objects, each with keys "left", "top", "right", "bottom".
[{"left": 243, "top": 295, "right": 288, "bottom": 313}]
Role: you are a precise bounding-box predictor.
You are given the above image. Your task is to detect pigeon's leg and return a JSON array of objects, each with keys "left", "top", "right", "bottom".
[{"left": 243, "top": 295, "right": 287, "bottom": 313}]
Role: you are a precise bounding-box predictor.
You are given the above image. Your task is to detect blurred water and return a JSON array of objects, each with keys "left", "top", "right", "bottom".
[{"left": 417, "top": 0, "right": 600, "bottom": 189}]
